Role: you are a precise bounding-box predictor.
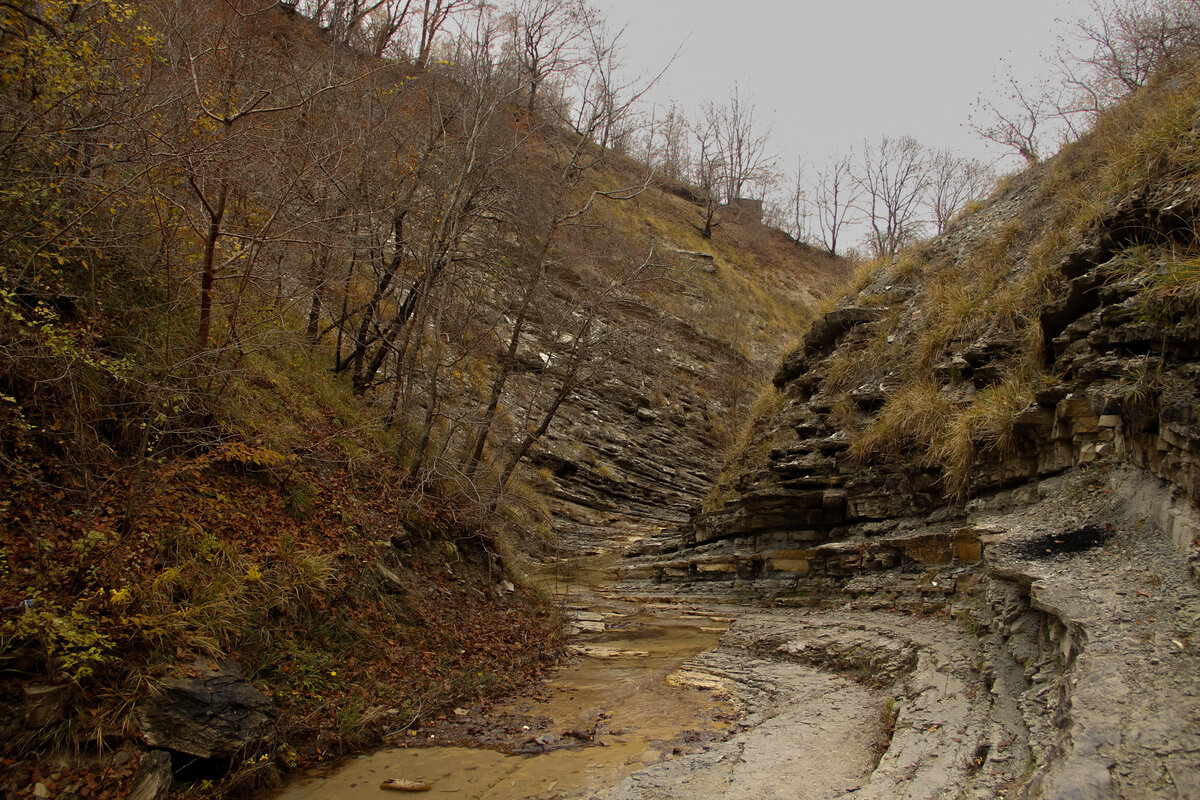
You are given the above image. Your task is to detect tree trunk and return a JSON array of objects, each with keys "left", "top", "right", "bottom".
[{"left": 195, "top": 184, "right": 229, "bottom": 354}]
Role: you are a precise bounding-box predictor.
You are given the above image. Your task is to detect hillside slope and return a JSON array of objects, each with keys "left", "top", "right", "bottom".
[
  {"left": 527, "top": 178, "right": 846, "bottom": 554},
  {"left": 0, "top": 2, "right": 845, "bottom": 796},
  {"left": 618, "top": 60, "right": 1200, "bottom": 799}
]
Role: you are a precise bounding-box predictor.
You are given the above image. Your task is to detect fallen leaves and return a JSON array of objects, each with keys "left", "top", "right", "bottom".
[{"left": 1, "top": 439, "right": 564, "bottom": 800}]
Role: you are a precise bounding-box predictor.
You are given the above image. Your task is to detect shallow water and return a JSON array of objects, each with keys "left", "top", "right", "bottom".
[{"left": 272, "top": 555, "right": 733, "bottom": 800}]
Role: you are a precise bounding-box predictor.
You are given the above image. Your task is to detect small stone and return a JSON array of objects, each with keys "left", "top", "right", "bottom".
[
  {"left": 380, "top": 778, "right": 432, "bottom": 792},
  {"left": 572, "top": 620, "right": 605, "bottom": 633},
  {"left": 570, "top": 645, "right": 650, "bottom": 659},
  {"left": 33, "top": 785, "right": 50, "bottom": 799}
]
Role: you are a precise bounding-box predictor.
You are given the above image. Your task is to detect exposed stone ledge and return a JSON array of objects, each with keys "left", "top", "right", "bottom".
[{"left": 613, "top": 467, "right": 1200, "bottom": 799}]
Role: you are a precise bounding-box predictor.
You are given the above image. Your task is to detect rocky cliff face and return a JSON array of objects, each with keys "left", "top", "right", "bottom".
[
  {"left": 533, "top": 307, "right": 748, "bottom": 549},
  {"left": 511, "top": 196, "right": 846, "bottom": 555},
  {"left": 611, "top": 77, "right": 1200, "bottom": 800},
  {"left": 624, "top": 155, "right": 1200, "bottom": 600}
]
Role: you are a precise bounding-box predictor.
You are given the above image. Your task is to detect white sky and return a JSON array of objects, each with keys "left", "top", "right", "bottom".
[{"left": 588, "top": 0, "right": 1088, "bottom": 180}]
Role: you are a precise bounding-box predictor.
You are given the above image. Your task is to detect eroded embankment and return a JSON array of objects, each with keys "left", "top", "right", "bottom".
[
  {"left": 607, "top": 466, "right": 1200, "bottom": 799},
  {"left": 605, "top": 610, "right": 1000, "bottom": 800}
]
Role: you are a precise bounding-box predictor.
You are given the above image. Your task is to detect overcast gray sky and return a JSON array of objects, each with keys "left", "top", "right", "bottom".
[{"left": 588, "top": 0, "right": 1086, "bottom": 178}]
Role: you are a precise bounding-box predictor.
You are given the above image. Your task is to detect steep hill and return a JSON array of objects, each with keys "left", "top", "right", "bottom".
[
  {"left": 524, "top": 174, "right": 846, "bottom": 554},
  {"left": 619, "top": 57, "right": 1200, "bottom": 799},
  {"left": 0, "top": 2, "right": 844, "bottom": 797}
]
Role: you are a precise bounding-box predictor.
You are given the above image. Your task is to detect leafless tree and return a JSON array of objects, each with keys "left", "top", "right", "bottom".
[
  {"left": 970, "top": 63, "right": 1054, "bottom": 165},
  {"left": 295, "top": 0, "right": 472, "bottom": 62},
  {"left": 461, "top": 122, "right": 657, "bottom": 491},
  {"left": 810, "top": 152, "right": 858, "bottom": 257},
  {"left": 297, "top": 0, "right": 384, "bottom": 44},
  {"left": 764, "top": 157, "right": 808, "bottom": 241},
  {"left": 358, "top": 0, "right": 415, "bottom": 56},
  {"left": 973, "top": 1, "right": 1200, "bottom": 163},
  {"left": 855, "top": 135, "right": 930, "bottom": 260},
  {"left": 690, "top": 116, "right": 722, "bottom": 239},
  {"left": 639, "top": 102, "right": 691, "bottom": 180},
  {"left": 146, "top": 0, "right": 365, "bottom": 355},
  {"left": 412, "top": 0, "right": 477, "bottom": 66},
  {"left": 562, "top": 15, "right": 669, "bottom": 156},
  {"left": 333, "top": 13, "right": 522, "bottom": 395},
  {"left": 1070, "top": 0, "right": 1200, "bottom": 103},
  {"left": 684, "top": 86, "right": 776, "bottom": 239},
  {"left": 701, "top": 85, "right": 777, "bottom": 204},
  {"left": 506, "top": 0, "right": 590, "bottom": 117},
  {"left": 926, "top": 150, "right": 995, "bottom": 234}
]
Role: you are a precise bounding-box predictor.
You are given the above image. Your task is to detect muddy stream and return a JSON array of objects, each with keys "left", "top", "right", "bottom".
[{"left": 273, "top": 552, "right": 738, "bottom": 800}]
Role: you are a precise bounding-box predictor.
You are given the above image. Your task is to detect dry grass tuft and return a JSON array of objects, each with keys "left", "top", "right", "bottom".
[
  {"left": 702, "top": 384, "right": 790, "bottom": 512},
  {"left": 850, "top": 380, "right": 953, "bottom": 466},
  {"left": 934, "top": 371, "right": 1037, "bottom": 497}
]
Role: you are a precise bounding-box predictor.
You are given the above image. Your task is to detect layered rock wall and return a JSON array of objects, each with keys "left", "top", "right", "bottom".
[
  {"left": 626, "top": 165, "right": 1200, "bottom": 597},
  {"left": 608, "top": 123, "right": 1200, "bottom": 800}
]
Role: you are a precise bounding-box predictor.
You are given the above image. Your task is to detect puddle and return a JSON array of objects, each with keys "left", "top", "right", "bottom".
[{"left": 272, "top": 554, "right": 734, "bottom": 800}]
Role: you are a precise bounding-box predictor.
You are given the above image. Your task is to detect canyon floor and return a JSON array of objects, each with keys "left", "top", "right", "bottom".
[{"left": 275, "top": 463, "right": 1200, "bottom": 800}]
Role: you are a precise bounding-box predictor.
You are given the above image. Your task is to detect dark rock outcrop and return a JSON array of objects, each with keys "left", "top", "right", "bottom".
[
  {"left": 529, "top": 292, "right": 761, "bottom": 552},
  {"left": 136, "top": 660, "right": 277, "bottom": 759},
  {"left": 603, "top": 123, "right": 1200, "bottom": 800},
  {"left": 625, "top": 152, "right": 1200, "bottom": 598},
  {"left": 22, "top": 684, "right": 73, "bottom": 728}
]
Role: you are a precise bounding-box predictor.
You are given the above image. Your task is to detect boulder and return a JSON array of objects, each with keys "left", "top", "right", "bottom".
[
  {"left": 802, "top": 307, "right": 884, "bottom": 359},
  {"left": 23, "top": 684, "right": 74, "bottom": 728},
  {"left": 136, "top": 660, "right": 277, "bottom": 759}
]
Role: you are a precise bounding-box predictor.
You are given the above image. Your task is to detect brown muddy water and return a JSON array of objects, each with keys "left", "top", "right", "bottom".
[{"left": 272, "top": 554, "right": 735, "bottom": 800}]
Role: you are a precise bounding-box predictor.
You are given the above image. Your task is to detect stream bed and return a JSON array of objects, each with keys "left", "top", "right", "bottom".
[{"left": 272, "top": 554, "right": 737, "bottom": 800}]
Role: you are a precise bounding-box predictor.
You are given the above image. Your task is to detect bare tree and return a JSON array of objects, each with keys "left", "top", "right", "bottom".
[
  {"left": 147, "top": 0, "right": 363, "bottom": 355},
  {"left": 972, "top": 2, "right": 1200, "bottom": 163},
  {"left": 684, "top": 86, "right": 776, "bottom": 239},
  {"left": 701, "top": 85, "right": 777, "bottom": 204},
  {"left": 1070, "top": 0, "right": 1200, "bottom": 103},
  {"left": 926, "top": 150, "right": 995, "bottom": 234},
  {"left": 298, "top": 0, "right": 400, "bottom": 47},
  {"left": 359, "top": 0, "right": 415, "bottom": 56},
  {"left": 643, "top": 102, "right": 691, "bottom": 180},
  {"left": 855, "top": 135, "right": 930, "bottom": 260},
  {"left": 462, "top": 125, "right": 657, "bottom": 490},
  {"left": 969, "top": 63, "right": 1054, "bottom": 165},
  {"left": 413, "top": 0, "right": 477, "bottom": 67},
  {"left": 563, "top": 15, "right": 668, "bottom": 155},
  {"left": 788, "top": 157, "right": 808, "bottom": 242},
  {"left": 690, "top": 116, "right": 722, "bottom": 239},
  {"left": 295, "top": 0, "right": 472, "bottom": 61},
  {"left": 764, "top": 157, "right": 808, "bottom": 241},
  {"left": 507, "top": 0, "right": 589, "bottom": 117},
  {"left": 810, "top": 152, "right": 857, "bottom": 257},
  {"left": 334, "top": 15, "right": 522, "bottom": 395}
]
